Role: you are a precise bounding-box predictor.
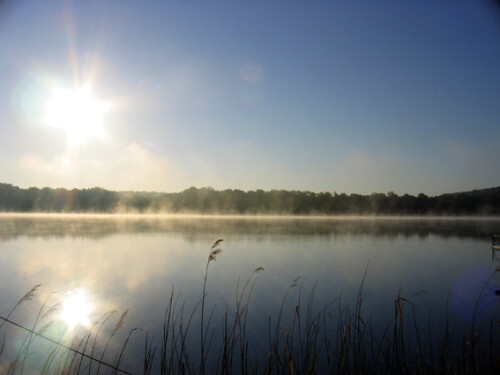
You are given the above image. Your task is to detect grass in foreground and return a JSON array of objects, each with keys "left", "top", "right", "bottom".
[{"left": 1, "top": 240, "right": 499, "bottom": 374}]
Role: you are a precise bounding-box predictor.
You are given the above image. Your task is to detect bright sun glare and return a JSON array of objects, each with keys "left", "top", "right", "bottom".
[
  {"left": 45, "top": 85, "right": 109, "bottom": 146},
  {"left": 60, "top": 289, "right": 93, "bottom": 330}
]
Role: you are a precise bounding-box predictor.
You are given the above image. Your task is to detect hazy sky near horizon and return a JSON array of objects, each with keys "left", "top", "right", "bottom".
[{"left": 0, "top": 0, "right": 499, "bottom": 195}]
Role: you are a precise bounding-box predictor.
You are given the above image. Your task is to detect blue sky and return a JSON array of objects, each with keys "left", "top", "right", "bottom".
[{"left": 0, "top": 0, "right": 499, "bottom": 195}]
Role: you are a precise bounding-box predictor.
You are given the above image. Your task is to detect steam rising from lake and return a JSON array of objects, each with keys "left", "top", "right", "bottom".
[{"left": 0, "top": 214, "right": 498, "bottom": 372}]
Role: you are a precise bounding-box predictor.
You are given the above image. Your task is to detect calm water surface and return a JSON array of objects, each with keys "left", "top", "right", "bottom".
[{"left": 1, "top": 214, "right": 499, "bottom": 372}]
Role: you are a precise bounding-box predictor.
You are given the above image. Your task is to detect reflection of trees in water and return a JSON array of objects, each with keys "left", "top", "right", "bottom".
[{"left": 0, "top": 216, "right": 499, "bottom": 242}]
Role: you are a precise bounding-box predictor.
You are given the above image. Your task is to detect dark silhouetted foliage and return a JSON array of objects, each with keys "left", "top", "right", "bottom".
[{"left": 1, "top": 182, "right": 500, "bottom": 215}]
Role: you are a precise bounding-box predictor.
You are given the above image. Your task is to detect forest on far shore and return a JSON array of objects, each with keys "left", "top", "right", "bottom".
[{"left": 0, "top": 183, "right": 499, "bottom": 215}]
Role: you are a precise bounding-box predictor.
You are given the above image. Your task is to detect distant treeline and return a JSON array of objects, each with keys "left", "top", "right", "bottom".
[{"left": 1, "top": 183, "right": 500, "bottom": 215}]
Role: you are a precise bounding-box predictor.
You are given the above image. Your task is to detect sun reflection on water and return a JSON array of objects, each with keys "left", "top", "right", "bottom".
[{"left": 60, "top": 289, "right": 93, "bottom": 330}]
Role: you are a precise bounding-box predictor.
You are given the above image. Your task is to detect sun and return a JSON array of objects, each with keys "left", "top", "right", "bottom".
[
  {"left": 60, "top": 289, "right": 93, "bottom": 330},
  {"left": 45, "top": 85, "right": 109, "bottom": 146}
]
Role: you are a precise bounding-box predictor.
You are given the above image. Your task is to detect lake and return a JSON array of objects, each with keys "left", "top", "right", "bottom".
[{"left": 1, "top": 214, "right": 499, "bottom": 374}]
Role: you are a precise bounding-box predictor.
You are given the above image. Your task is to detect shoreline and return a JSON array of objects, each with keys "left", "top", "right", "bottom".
[{"left": 1, "top": 212, "right": 500, "bottom": 221}]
